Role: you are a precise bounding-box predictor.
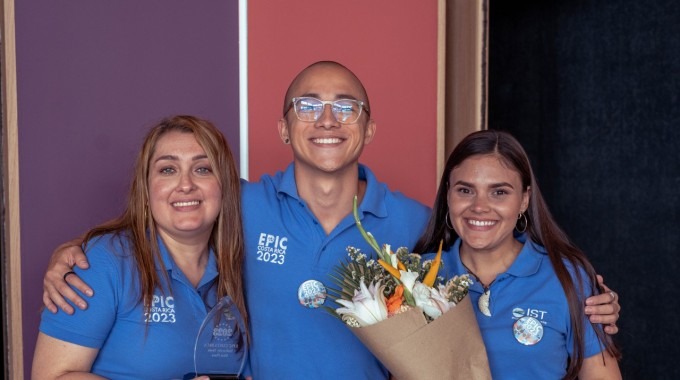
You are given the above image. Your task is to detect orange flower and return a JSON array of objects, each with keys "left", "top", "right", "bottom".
[{"left": 386, "top": 285, "right": 405, "bottom": 315}]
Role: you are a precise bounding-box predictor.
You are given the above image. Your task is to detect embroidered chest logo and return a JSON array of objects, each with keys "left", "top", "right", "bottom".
[
  {"left": 256, "top": 233, "right": 288, "bottom": 265},
  {"left": 512, "top": 307, "right": 548, "bottom": 324},
  {"left": 144, "top": 295, "right": 176, "bottom": 323}
]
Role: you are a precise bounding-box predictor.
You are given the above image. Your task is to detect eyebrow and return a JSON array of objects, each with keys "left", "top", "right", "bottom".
[
  {"left": 452, "top": 180, "right": 515, "bottom": 189},
  {"left": 299, "top": 92, "right": 359, "bottom": 101},
  {"left": 153, "top": 154, "right": 209, "bottom": 163}
]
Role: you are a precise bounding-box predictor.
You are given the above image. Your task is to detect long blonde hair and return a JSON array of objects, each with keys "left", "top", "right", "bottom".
[{"left": 82, "top": 115, "right": 247, "bottom": 328}]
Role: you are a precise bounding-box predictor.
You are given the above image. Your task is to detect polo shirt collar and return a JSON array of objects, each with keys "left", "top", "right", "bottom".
[
  {"left": 276, "top": 163, "right": 299, "bottom": 200},
  {"left": 156, "top": 234, "right": 219, "bottom": 289},
  {"left": 450, "top": 233, "right": 545, "bottom": 279},
  {"left": 504, "top": 234, "right": 545, "bottom": 278},
  {"left": 275, "top": 162, "right": 388, "bottom": 219}
]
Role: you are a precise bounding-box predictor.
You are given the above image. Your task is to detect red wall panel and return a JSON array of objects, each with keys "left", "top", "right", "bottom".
[{"left": 249, "top": 0, "right": 439, "bottom": 205}]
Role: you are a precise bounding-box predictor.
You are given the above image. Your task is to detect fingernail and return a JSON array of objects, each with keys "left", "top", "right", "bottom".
[
  {"left": 584, "top": 306, "right": 592, "bottom": 314},
  {"left": 86, "top": 289, "right": 93, "bottom": 296},
  {"left": 78, "top": 302, "right": 87, "bottom": 309}
]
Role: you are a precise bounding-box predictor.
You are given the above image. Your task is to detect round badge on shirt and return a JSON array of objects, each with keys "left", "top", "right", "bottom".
[
  {"left": 298, "top": 279, "right": 327, "bottom": 308},
  {"left": 513, "top": 316, "right": 544, "bottom": 345}
]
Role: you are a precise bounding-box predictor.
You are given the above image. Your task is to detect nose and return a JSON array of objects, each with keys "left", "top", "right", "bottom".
[
  {"left": 470, "top": 194, "right": 490, "bottom": 213},
  {"left": 316, "top": 104, "right": 339, "bottom": 129},
  {"left": 177, "top": 172, "right": 196, "bottom": 192}
]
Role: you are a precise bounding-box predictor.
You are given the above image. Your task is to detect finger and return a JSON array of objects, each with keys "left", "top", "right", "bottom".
[
  {"left": 44, "top": 267, "right": 90, "bottom": 311},
  {"left": 65, "top": 274, "right": 94, "bottom": 298},
  {"left": 43, "top": 283, "right": 75, "bottom": 315},
  {"left": 585, "top": 292, "right": 614, "bottom": 306},
  {"left": 42, "top": 292, "right": 58, "bottom": 314},
  {"left": 52, "top": 238, "right": 89, "bottom": 269},
  {"left": 55, "top": 279, "right": 90, "bottom": 310},
  {"left": 71, "top": 247, "right": 90, "bottom": 269},
  {"left": 588, "top": 311, "right": 619, "bottom": 325},
  {"left": 596, "top": 274, "right": 604, "bottom": 286},
  {"left": 604, "top": 324, "right": 619, "bottom": 335}
]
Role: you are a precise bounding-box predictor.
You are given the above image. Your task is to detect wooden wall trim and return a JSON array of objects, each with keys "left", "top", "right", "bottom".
[
  {"left": 437, "top": 0, "right": 447, "bottom": 187},
  {"left": 1, "top": 0, "right": 24, "bottom": 377},
  {"left": 445, "top": 0, "right": 488, "bottom": 158}
]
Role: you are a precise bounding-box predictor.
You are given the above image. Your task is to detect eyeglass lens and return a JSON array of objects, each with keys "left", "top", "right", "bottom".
[{"left": 294, "top": 97, "right": 362, "bottom": 124}]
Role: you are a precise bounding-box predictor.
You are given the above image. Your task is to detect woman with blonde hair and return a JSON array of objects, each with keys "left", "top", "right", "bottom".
[{"left": 32, "top": 115, "right": 246, "bottom": 379}]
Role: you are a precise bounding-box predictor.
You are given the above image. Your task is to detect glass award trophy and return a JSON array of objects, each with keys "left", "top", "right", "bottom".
[{"left": 192, "top": 296, "right": 247, "bottom": 379}]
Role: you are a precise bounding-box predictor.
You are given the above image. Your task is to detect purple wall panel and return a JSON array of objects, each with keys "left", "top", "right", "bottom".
[{"left": 15, "top": 1, "right": 240, "bottom": 374}]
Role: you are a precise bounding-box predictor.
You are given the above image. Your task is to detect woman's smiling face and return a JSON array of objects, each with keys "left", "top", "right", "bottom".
[
  {"left": 447, "top": 154, "right": 529, "bottom": 255},
  {"left": 148, "top": 131, "right": 222, "bottom": 242}
]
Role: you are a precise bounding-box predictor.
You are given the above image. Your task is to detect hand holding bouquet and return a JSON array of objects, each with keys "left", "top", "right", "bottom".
[{"left": 327, "top": 197, "right": 491, "bottom": 380}]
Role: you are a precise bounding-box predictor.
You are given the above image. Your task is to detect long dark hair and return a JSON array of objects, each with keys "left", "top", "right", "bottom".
[
  {"left": 414, "top": 130, "right": 620, "bottom": 378},
  {"left": 82, "top": 115, "right": 247, "bottom": 331}
]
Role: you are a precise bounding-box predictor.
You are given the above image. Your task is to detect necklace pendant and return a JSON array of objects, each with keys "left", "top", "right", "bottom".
[{"left": 478, "top": 289, "right": 492, "bottom": 317}]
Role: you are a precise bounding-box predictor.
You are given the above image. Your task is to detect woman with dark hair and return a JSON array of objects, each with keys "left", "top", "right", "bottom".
[
  {"left": 32, "top": 115, "right": 247, "bottom": 379},
  {"left": 414, "top": 130, "right": 621, "bottom": 379}
]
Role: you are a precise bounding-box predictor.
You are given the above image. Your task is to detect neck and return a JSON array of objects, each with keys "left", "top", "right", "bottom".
[
  {"left": 294, "top": 163, "right": 366, "bottom": 234},
  {"left": 459, "top": 239, "right": 523, "bottom": 288},
  {"left": 157, "top": 230, "right": 210, "bottom": 288}
]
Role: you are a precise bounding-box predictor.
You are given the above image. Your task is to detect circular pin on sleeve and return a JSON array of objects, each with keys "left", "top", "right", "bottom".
[
  {"left": 298, "top": 279, "right": 327, "bottom": 309},
  {"left": 513, "top": 316, "right": 544, "bottom": 345}
]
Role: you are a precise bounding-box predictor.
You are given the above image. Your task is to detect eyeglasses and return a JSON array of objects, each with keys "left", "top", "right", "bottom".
[{"left": 285, "top": 97, "right": 370, "bottom": 124}]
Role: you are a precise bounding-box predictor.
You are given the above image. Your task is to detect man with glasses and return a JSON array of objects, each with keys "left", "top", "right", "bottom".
[{"left": 42, "top": 61, "right": 621, "bottom": 378}]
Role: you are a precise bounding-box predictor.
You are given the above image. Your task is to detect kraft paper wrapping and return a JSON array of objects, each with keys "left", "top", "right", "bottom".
[{"left": 350, "top": 295, "right": 491, "bottom": 380}]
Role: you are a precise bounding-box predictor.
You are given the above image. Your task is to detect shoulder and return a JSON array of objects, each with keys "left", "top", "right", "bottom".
[
  {"left": 242, "top": 169, "right": 287, "bottom": 199},
  {"left": 361, "top": 164, "right": 431, "bottom": 219},
  {"left": 82, "top": 232, "right": 135, "bottom": 271},
  {"left": 561, "top": 258, "right": 596, "bottom": 294},
  {"left": 385, "top": 190, "right": 430, "bottom": 219}
]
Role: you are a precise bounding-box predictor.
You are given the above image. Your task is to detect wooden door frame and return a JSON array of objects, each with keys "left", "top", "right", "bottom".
[
  {"left": 1, "top": 0, "right": 23, "bottom": 377},
  {"left": 437, "top": 0, "right": 488, "bottom": 181}
]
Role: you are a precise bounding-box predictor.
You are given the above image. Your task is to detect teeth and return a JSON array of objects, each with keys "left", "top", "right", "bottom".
[
  {"left": 173, "top": 201, "right": 200, "bottom": 207},
  {"left": 313, "top": 138, "right": 342, "bottom": 144},
  {"left": 468, "top": 220, "right": 496, "bottom": 227}
]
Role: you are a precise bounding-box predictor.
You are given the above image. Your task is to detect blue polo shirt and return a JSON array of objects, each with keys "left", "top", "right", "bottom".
[
  {"left": 39, "top": 233, "right": 239, "bottom": 380},
  {"left": 438, "top": 235, "right": 605, "bottom": 379},
  {"left": 242, "top": 163, "right": 430, "bottom": 379}
]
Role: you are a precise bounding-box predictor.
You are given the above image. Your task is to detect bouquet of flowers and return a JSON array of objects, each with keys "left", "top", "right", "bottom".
[{"left": 327, "top": 197, "right": 491, "bottom": 380}]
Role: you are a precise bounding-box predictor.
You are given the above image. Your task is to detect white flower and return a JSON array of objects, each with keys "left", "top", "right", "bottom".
[
  {"left": 412, "top": 282, "right": 454, "bottom": 319},
  {"left": 336, "top": 281, "right": 388, "bottom": 326},
  {"left": 399, "top": 270, "right": 420, "bottom": 293}
]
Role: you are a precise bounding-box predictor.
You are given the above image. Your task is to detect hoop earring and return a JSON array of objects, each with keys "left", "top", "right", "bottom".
[
  {"left": 515, "top": 212, "right": 528, "bottom": 233},
  {"left": 445, "top": 211, "right": 454, "bottom": 230}
]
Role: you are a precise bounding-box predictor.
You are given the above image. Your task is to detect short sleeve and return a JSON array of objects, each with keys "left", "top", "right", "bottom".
[{"left": 38, "top": 235, "right": 128, "bottom": 348}]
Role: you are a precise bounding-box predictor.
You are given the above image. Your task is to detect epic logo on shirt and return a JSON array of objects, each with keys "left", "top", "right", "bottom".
[
  {"left": 256, "top": 233, "right": 288, "bottom": 265},
  {"left": 144, "top": 295, "right": 176, "bottom": 323}
]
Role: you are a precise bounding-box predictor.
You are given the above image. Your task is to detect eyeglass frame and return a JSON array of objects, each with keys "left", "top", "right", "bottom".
[{"left": 284, "top": 96, "right": 371, "bottom": 124}]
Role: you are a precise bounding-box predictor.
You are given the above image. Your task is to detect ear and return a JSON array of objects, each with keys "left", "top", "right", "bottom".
[
  {"left": 363, "top": 119, "right": 377, "bottom": 145},
  {"left": 277, "top": 118, "right": 290, "bottom": 143},
  {"left": 521, "top": 186, "right": 531, "bottom": 213}
]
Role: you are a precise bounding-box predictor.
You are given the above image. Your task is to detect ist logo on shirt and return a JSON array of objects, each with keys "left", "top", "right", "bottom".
[
  {"left": 256, "top": 233, "right": 288, "bottom": 265},
  {"left": 512, "top": 307, "right": 548, "bottom": 324}
]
